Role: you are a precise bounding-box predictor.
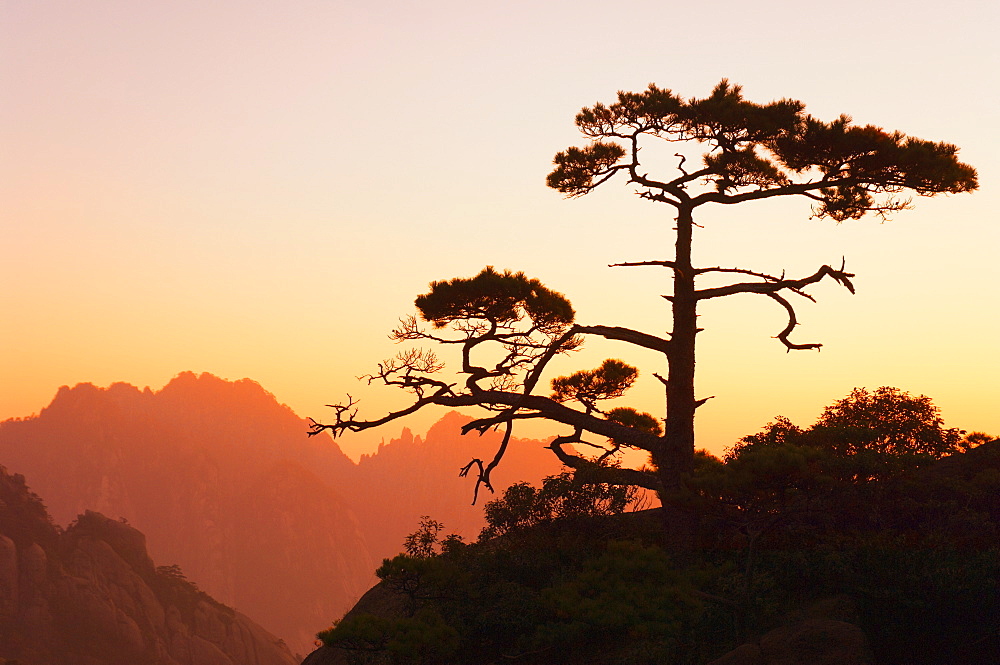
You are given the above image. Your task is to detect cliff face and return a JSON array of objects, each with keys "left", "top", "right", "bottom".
[
  {"left": 0, "top": 373, "right": 566, "bottom": 654},
  {"left": 0, "top": 467, "right": 298, "bottom": 665}
]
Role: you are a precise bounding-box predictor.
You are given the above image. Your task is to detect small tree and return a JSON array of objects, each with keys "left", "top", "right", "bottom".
[{"left": 311, "top": 81, "right": 976, "bottom": 531}]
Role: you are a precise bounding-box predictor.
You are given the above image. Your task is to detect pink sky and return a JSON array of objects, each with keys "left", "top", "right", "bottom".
[{"left": 2, "top": 0, "right": 998, "bottom": 460}]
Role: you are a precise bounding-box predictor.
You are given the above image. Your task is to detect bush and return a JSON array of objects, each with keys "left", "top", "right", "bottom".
[{"left": 480, "top": 469, "right": 638, "bottom": 540}]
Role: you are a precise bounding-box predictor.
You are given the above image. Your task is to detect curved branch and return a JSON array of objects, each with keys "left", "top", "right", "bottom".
[
  {"left": 626, "top": 142, "right": 712, "bottom": 199},
  {"left": 549, "top": 432, "right": 662, "bottom": 492},
  {"left": 623, "top": 134, "right": 682, "bottom": 202},
  {"left": 574, "top": 324, "right": 672, "bottom": 354},
  {"left": 459, "top": 420, "right": 514, "bottom": 504},
  {"left": 451, "top": 391, "right": 663, "bottom": 452},
  {"left": 520, "top": 329, "right": 582, "bottom": 395},
  {"left": 766, "top": 292, "right": 822, "bottom": 351},
  {"left": 461, "top": 328, "right": 583, "bottom": 435},
  {"left": 588, "top": 164, "right": 633, "bottom": 192},
  {"left": 691, "top": 176, "right": 853, "bottom": 207}
]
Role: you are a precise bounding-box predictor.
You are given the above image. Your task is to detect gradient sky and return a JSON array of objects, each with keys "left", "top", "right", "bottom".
[{"left": 3, "top": 0, "right": 998, "bottom": 461}]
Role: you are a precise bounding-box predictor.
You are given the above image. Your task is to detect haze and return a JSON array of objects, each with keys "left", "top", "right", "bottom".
[{"left": 2, "top": 0, "right": 998, "bottom": 459}]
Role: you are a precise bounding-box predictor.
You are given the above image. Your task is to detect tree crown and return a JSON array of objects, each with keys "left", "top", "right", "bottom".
[
  {"left": 548, "top": 80, "right": 977, "bottom": 220},
  {"left": 416, "top": 266, "right": 574, "bottom": 333},
  {"left": 727, "top": 387, "right": 965, "bottom": 471}
]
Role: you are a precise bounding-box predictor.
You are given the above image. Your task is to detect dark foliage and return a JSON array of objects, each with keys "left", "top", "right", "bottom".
[
  {"left": 726, "top": 387, "right": 966, "bottom": 482},
  {"left": 416, "top": 266, "right": 574, "bottom": 333},
  {"left": 317, "top": 390, "right": 998, "bottom": 665},
  {"left": 548, "top": 80, "right": 977, "bottom": 218},
  {"left": 479, "top": 468, "right": 640, "bottom": 540}
]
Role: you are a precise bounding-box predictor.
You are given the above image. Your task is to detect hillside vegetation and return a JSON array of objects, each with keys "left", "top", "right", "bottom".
[{"left": 310, "top": 391, "right": 999, "bottom": 665}]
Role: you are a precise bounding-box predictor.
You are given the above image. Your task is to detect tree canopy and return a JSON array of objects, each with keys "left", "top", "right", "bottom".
[
  {"left": 547, "top": 80, "right": 976, "bottom": 219},
  {"left": 723, "top": 387, "right": 967, "bottom": 489},
  {"left": 311, "top": 81, "right": 977, "bottom": 528}
]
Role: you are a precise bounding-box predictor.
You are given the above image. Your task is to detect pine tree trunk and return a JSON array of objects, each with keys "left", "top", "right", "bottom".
[{"left": 655, "top": 205, "right": 698, "bottom": 545}]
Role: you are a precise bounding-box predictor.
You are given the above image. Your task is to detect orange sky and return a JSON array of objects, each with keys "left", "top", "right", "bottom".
[{"left": 2, "top": 0, "right": 998, "bottom": 461}]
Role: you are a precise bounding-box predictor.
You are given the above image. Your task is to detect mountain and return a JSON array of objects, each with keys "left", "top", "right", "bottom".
[
  {"left": 0, "top": 373, "right": 566, "bottom": 653},
  {"left": 0, "top": 374, "right": 374, "bottom": 655},
  {"left": 0, "top": 465, "right": 299, "bottom": 665}
]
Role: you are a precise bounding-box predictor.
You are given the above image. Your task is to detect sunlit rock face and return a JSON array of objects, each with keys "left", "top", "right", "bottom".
[
  {"left": 0, "top": 372, "right": 566, "bottom": 654},
  {"left": 0, "top": 468, "right": 298, "bottom": 665}
]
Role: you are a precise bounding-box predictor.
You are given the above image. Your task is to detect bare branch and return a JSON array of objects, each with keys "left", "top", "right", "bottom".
[
  {"left": 695, "top": 266, "right": 781, "bottom": 280},
  {"left": 636, "top": 189, "right": 678, "bottom": 205},
  {"left": 307, "top": 384, "right": 454, "bottom": 438},
  {"left": 390, "top": 316, "right": 457, "bottom": 345},
  {"left": 358, "top": 349, "right": 452, "bottom": 400},
  {"left": 767, "top": 292, "right": 823, "bottom": 351},
  {"left": 691, "top": 262, "right": 854, "bottom": 352},
  {"left": 457, "top": 328, "right": 584, "bottom": 436},
  {"left": 610, "top": 260, "right": 679, "bottom": 270},
  {"left": 696, "top": 263, "right": 855, "bottom": 300},
  {"left": 674, "top": 153, "right": 688, "bottom": 176},
  {"left": 457, "top": 419, "right": 515, "bottom": 504},
  {"left": 458, "top": 322, "right": 669, "bottom": 438},
  {"left": 622, "top": 131, "right": 710, "bottom": 202}
]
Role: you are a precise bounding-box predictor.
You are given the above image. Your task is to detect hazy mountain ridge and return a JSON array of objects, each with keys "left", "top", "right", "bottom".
[
  {"left": 0, "top": 372, "right": 565, "bottom": 655},
  {"left": 0, "top": 466, "right": 299, "bottom": 665}
]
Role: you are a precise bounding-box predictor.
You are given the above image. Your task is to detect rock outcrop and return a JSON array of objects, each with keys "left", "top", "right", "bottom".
[
  {"left": 707, "top": 596, "right": 875, "bottom": 665},
  {"left": 706, "top": 619, "right": 873, "bottom": 665},
  {"left": 0, "top": 466, "right": 298, "bottom": 665}
]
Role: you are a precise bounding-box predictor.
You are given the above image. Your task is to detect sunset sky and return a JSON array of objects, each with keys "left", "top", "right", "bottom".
[{"left": 3, "top": 0, "right": 998, "bottom": 461}]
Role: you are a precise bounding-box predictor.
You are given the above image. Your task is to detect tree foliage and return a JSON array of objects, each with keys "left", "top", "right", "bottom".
[
  {"left": 550, "top": 359, "right": 638, "bottom": 409},
  {"left": 547, "top": 80, "right": 976, "bottom": 218},
  {"left": 415, "top": 266, "right": 574, "bottom": 334},
  {"left": 727, "top": 387, "right": 965, "bottom": 479},
  {"left": 403, "top": 516, "right": 453, "bottom": 559},
  {"left": 812, "top": 386, "right": 964, "bottom": 459},
  {"left": 692, "top": 387, "right": 983, "bottom": 563},
  {"left": 479, "top": 469, "right": 640, "bottom": 540}
]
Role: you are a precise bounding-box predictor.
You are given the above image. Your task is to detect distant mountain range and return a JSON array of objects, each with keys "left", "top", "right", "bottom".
[
  {"left": 0, "top": 372, "right": 564, "bottom": 655},
  {"left": 0, "top": 465, "right": 299, "bottom": 665}
]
